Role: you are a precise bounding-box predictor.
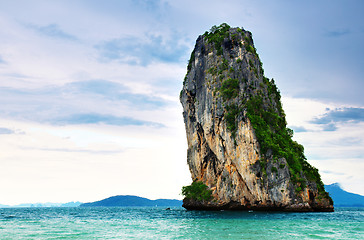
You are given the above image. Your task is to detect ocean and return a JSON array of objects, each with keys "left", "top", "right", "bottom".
[{"left": 0, "top": 207, "right": 363, "bottom": 239}]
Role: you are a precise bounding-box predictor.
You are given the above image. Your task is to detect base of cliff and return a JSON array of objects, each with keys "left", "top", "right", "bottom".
[{"left": 182, "top": 198, "right": 334, "bottom": 212}]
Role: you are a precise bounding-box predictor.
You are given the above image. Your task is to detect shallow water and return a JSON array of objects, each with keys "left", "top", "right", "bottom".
[{"left": 0, "top": 207, "right": 363, "bottom": 239}]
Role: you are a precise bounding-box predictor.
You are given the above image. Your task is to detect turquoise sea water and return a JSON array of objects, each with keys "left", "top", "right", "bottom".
[{"left": 0, "top": 207, "right": 363, "bottom": 239}]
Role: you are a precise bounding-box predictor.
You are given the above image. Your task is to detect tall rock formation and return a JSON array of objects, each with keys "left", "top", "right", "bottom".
[{"left": 180, "top": 24, "right": 333, "bottom": 212}]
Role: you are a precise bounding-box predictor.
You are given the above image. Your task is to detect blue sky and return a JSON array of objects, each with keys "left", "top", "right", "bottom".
[{"left": 0, "top": 0, "right": 363, "bottom": 204}]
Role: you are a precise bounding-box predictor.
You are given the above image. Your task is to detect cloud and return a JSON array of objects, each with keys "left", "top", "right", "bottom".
[
  {"left": 289, "top": 126, "right": 308, "bottom": 133},
  {"left": 26, "top": 147, "right": 123, "bottom": 155},
  {"left": 132, "top": 0, "right": 167, "bottom": 12},
  {"left": 322, "top": 123, "right": 337, "bottom": 132},
  {"left": 0, "top": 80, "right": 167, "bottom": 126},
  {"left": 0, "top": 128, "right": 14, "bottom": 134},
  {"left": 328, "top": 137, "right": 362, "bottom": 146},
  {"left": 325, "top": 29, "right": 351, "bottom": 37},
  {"left": 0, "top": 55, "right": 6, "bottom": 64},
  {"left": 321, "top": 170, "right": 346, "bottom": 176},
  {"left": 309, "top": 108, "right": 364, "bottom": 131},
  {"left": 311, "top": 107, "right": 364, "bottom": 125},
  {"left": 28, "top": 23, "right": 77, "bottom": 41},
  {"left": 55, "top": 113, "right": 163, "bottom": 127},
  {"left": 67, "top": 79, "right": 123, "bottom": 95},
  {"left": 95, "top": 33, "right": 188, "bottom": 65},
  {"left": 66, "top": 80, "right": 166, "bottom": 108}
]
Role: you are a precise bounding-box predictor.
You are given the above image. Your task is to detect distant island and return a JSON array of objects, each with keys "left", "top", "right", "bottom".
[
  {"left": 0, "top": 201, "right": 82, "bottom": 208},
  {"left": 0, "top": 185, "right": 362, "bottom": 208},
  {"left": 80, "top": 195, "right": 182, "bottom": 207},
  {"left": 325, "top": 183, "right": 364, "bottom": 207}
]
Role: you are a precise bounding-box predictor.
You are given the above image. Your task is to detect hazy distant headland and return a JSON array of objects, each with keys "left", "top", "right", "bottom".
[
  {"left": 0, "top": 184, "right": 362, "bottom": 208},
  {"left": 80, "top": 195, "right": 182, "bottom": 207},
  {"left": 0, "top": 201, "right": 82, "bottom": 208}
]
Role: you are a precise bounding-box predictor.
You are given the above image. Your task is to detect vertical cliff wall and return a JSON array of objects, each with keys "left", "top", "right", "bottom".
[{"left": 180, "top": 24, "right": 333, "bottom": 212}]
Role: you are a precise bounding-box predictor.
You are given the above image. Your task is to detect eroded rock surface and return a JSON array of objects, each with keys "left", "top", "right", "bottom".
[{"left": 180, "top": 24, "right": 333, "bottom": 212}]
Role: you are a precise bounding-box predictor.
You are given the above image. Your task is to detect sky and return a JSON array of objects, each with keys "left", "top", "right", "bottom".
[{"left": 0, "top": 0, "right": 363, "bottom": 205}]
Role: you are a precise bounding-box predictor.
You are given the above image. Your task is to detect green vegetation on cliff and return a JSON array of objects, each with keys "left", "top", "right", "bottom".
[
  {"left": 203, "top": 23, "right": 231, "bottom": 55},
  {"left": 182, "top": 181, "right": 213, "bottom": 201},
  {"left": 220, "top": 78, "right": 239, "bottom": 100},
  {"left": 245, "top": 82, "right": 327, "bottom": 196}
]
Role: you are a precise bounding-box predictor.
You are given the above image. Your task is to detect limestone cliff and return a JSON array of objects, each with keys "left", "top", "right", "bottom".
[{"left": 180, "top": 24, "right": 333, "bottom": 212}]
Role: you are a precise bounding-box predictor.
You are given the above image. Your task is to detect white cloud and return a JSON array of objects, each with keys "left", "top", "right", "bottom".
[{"left": 0, "top": 127, "right": 14, "bottom": 134}]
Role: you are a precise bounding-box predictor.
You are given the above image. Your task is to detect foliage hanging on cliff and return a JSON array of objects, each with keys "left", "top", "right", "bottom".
[
  {"left": 182, "top": 181, "right": 213, "bottom": 201},
  {"left": 203, "top": 23, "right": 231, "bottom": 55},
  {"left": 220, "top": 78, "right": 239, "bottom": 100},
  {"left": 245, "top": 80, "right": 327, "bottom": 194},
  {"left": 225, "top": 104, "right": 239, "bottom": 133}
]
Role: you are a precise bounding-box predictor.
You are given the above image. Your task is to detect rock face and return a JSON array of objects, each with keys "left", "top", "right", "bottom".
[{"left": 180, "top": 24, "right": 333, "bottom": 212}]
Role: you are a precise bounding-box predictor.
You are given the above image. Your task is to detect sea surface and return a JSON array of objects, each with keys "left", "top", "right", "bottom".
[{"left": 0, "top": 207, "right": 363, "bottom": 239}]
